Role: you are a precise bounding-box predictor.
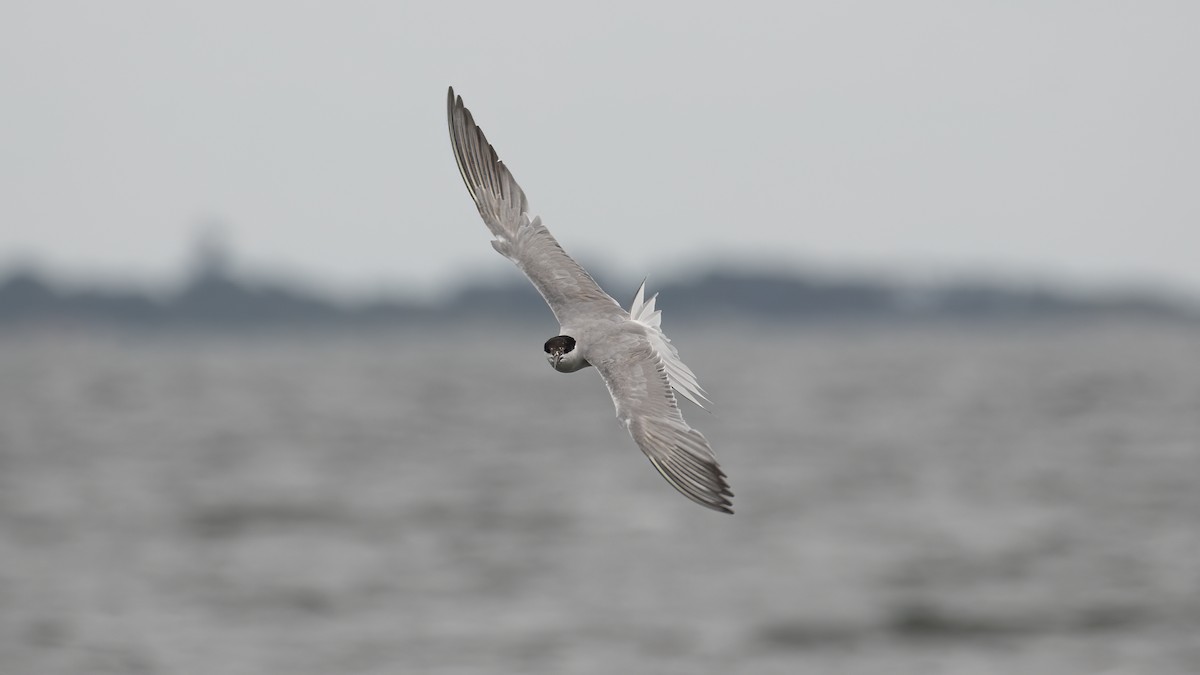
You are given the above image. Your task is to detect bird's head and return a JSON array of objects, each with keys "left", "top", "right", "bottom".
[{"left": 544, "top": 335, "right": 582, "bottom": 372}]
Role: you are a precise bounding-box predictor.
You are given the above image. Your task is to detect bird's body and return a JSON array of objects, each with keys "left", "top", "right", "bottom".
[{"left": 447, "top": 87, "right": 733, "bottom": 513}]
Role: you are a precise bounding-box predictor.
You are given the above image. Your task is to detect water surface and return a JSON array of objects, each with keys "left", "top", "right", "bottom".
[{"left": 1, "top": 323, "right": 1198, "bottom": 674}]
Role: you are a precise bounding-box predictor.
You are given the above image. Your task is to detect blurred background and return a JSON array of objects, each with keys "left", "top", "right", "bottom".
[{"left": 1, "top": 2, "right": 1198, "bottom": 674}]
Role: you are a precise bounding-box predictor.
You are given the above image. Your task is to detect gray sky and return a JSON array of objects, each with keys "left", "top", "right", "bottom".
[{"left": 2, "top": 2, "right": 1198, "bottom": 298}]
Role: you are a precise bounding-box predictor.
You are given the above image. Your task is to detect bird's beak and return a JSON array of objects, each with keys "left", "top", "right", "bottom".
[{"left": 552, "top": 351, "right": 562, "bottom": 369}]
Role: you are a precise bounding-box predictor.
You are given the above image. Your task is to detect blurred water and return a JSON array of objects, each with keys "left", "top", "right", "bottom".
[{"left": 1, "top": 322, "right": 1198, "bottom": 675}]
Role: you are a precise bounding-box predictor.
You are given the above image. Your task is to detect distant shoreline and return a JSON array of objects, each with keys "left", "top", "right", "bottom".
[{"left": 2, "top": 264, "right": 1194, "bottom": 331}]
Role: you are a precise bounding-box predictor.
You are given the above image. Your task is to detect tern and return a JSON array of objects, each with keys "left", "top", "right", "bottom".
[{"left": 447, "top": 87, "right": 733, "bottom": 514}]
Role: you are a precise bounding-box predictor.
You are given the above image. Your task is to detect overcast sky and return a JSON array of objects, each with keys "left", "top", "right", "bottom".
[{"left": 2, "top": 2, "right": 1197, "bottom": 299}]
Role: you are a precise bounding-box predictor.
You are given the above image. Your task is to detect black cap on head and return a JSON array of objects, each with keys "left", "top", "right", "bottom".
[{"left": 544, "top": 335, "right": 576, "bottom": 354}]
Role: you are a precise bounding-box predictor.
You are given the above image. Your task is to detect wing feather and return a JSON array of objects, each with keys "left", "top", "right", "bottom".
[
  {"left": 447, "top": 88, "right": 622, "bottom": 326},
  {"left": 589, "top": 328, "right": 733, "bottom": 514}
]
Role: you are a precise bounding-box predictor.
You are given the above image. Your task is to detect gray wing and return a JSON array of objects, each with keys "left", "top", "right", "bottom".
[
  {"left": 447, "top": 87, "right": 623, "bottom": 327},
  {"left": 588, "top": 326, "right": 734, "bottom": 514}
]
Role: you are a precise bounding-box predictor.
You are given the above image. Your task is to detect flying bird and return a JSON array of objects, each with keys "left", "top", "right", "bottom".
[{"left": 446, "top": 87, "right": 733, "bottom": 514}]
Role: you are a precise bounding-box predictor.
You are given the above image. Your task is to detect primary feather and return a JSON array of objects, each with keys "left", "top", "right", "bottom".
[
  {"left": 589, "top": 326, "right": 733, "bottom": 513},
  {"left": 447, "top": 88, "right": 622, "bottom": 328}
]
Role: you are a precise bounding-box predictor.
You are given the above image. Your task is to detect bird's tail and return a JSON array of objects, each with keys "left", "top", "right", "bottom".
[{"left": 629, "top": 280, "right": 712, "bottom": 410}]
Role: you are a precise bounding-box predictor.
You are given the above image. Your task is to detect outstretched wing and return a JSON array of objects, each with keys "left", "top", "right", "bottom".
[
  {"left": 588, "top": 326, "right": 733, "bottom": 514},
  {"left": 447, "top": 87, "right": 623, "bottom": 327}
]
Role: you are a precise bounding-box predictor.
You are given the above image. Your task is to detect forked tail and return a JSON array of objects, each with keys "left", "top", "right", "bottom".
[{"left": 628, "top": 280, "right": 712, "bottom": 410}]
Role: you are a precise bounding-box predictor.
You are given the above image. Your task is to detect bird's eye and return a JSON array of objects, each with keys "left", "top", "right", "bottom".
[{"left": 544, "top": 335, "right": 576, "bottom": 354}]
